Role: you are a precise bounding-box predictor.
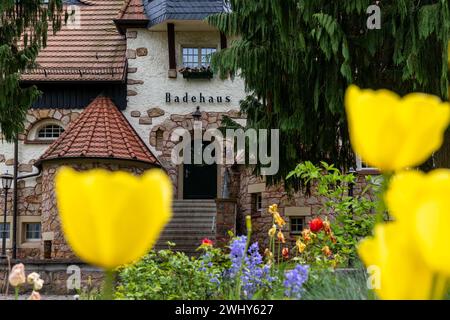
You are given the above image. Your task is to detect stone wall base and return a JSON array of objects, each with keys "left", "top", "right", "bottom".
[{"left": 0, "top": 260, "right": 103, "bottom": 296}]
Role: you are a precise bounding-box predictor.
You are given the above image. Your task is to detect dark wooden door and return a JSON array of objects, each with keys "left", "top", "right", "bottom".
[
  {"left": 183, "top": 163, "right": 217, "bottom": 199},
  {"left": 183, "top": 140, "right": 217, "bottom": 199}
]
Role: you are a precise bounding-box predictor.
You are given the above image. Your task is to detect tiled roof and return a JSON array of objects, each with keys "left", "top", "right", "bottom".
[
  {"left": 116, "top": 0, "right": 148, "bottom": 21},
  {"left": 37, "top": 96, "right": 160, "bottom": 166},
  {"left": 145, "top": 0, "right": 226, "bottom": 27},
  {"left": 21, "top": 0, "right": 127, "bottom": 82}
]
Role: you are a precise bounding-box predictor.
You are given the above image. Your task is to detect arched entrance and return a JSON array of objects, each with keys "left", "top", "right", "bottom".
[{"left": 182, "top": 140, "right": 218, "bottom": 199}]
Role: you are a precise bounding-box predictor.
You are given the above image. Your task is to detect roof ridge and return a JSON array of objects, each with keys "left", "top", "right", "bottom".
[
  {"left": 103, "top": 101, "right": 115, "bottom": 157},
  {"left": 111, "top": 105, "right": 137, "bottom": 159}
]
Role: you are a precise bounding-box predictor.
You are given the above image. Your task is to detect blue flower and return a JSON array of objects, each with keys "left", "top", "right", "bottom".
[
  {"left": 284, "top": 265, "right": 309, "bottom": 299},
  {"left": 227, "top": 236, "right": 275, "bottom": 299}
]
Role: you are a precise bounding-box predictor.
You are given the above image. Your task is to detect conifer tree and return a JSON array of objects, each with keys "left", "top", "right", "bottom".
[
  {"left": 0, "top": 0, "right": 63, "bottom": 142},
  {"left": 209, "top": 0, "right": 450, "bottom": 185}
]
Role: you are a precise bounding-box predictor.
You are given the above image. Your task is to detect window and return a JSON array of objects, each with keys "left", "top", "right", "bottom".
[
  {"left": 182, "top": 47, "right": 217, "bottom": 68},
  {"left": 251, "top": 193, "right": 263, "bottom": 216},
  {"left": 356, "top": 156, "right": 377, "bottom": 172},
  {"left": 24, "top": 223, "right": 41, "bottom": 241},
  {"left": 289, "top": 217, "right": 305, "bottom": 235},
  {"left": 0, "top": 223, "right": 10, "bottom": 240},
  {"left": 37, "top": 124, "right": 64, "bottom": 140}
]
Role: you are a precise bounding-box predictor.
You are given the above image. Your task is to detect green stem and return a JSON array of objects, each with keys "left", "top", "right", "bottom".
[
  {"left": 430, "top": 273, "right": 448, "bottom": 300},
  {"left": 102, "top": 270, "right": 115, "bottom": 300},
  {"left": 14, "top": 287, "right": 18, "bottom": 300}
]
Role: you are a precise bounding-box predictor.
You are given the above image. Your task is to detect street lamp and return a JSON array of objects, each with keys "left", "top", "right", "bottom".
[{"left": 1, "top": 172, "right": 13, "bottom": 257}]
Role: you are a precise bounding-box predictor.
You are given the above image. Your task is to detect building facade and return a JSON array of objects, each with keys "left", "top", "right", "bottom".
[{"left": 0, "top": 0, "right": 370, "bottom": 260}]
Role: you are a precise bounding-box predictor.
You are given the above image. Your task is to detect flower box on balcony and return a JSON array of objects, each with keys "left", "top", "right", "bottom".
[{"left": 179, "top": 67, "right": 213, "bottom": 80}]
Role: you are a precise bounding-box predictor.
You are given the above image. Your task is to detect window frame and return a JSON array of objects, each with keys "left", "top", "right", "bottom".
[
  {"left": 355, "top": 156, "right": 379, "bottom": 174},
  {"left": 181, "top": 46, "right": 218, "bottom": 68},
  {"left": 24, "top": 222, "right": 42, "bottom": 242},
  {"left": 26, "top": 119, "right": 66, "bottom": 145},
  {"left": 289, "top": 216, "right": 305, "bottom": 236},
  {"left": 36, "top": 124, "right": 65, "bottom": 140},
  {"left": 0, "top": 222, "right": 11, "bottom": 241},
  {"left": 251, "top": 192, "right": 263, "bottom": 217}
]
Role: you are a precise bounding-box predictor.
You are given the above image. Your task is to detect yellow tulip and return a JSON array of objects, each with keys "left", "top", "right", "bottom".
[
  {"left": 268, "top": 224, "right": 277, "bottom": 238},
  {"left": 296, "top": 238, "right": 306, "bottom": 253},
  {"left": 55, "top": 167, "right": 173, "bottom": 270},
  {"left": 268, "top": 204, "right": 278, "bottom": 215},
  {"left": 386, "top": 169, "right": 450, "bottom": 275},
  {"left": 273, "top": 212, "right": 286, "bottom": 228},
  {"left": 358, "top": 223, "right": 435, "bottom": 300},
  {"left": 345, "top": 85, "right": 450, "bottom": 172}
]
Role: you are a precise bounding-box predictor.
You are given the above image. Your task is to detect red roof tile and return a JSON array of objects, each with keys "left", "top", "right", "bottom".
[
  {"left": 116, "top": 0, "right": 148, "bottom": 21},
  {"left": 21, "top": 0, "right": 127, "bottom": 82},
  {"left": 37, "top": 96, "right": 160, "bottom": 166}
]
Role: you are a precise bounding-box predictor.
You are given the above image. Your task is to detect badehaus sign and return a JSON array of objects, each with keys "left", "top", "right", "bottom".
[{"left": 166, "top": 92, "right": 232, "bottom": 104}]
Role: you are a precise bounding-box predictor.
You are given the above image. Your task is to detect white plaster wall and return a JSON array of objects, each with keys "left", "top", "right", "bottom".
[
  {"left": 125, "top": 29, "right": 248, "bottom": 159},
  {"left": 0, "top": 140, "right": 44, "bottom": 187}
]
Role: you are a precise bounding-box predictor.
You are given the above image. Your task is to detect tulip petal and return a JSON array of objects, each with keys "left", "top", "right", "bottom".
[
  {"left": 358, "top": 223, "right": 434, "bottom": 300},
  {"left": 345, "top": 86, "right": 450, "bottom": 172},
  {"left": 385, "top": 169, "right": 450, "bottom": 276},
  {"left": 55, "top": 167, "right": 173, "bottom": 270}
]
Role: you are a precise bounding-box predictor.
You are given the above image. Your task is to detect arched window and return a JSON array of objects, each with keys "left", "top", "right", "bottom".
[{"left": 37, "top": 124, "right": 64, "bottom": 140}]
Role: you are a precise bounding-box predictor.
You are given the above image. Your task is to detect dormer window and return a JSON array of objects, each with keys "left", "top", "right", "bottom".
[{"left": 182, "top": 47, "right": 217, "bottom": 68}]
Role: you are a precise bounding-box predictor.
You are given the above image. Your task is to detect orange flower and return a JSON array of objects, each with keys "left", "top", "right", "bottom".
[
  {"left": 323, "top": 219, "right": 332, "bottom": 234},
  {"left": 282, "top": 247, "right": 289, "bottom": 259},
  {"left": 201, "top": 238, "right": 214, "bottom": 246},
  {"left": 302, "top": 229, "right": 312, "bottom": 242},
  {"left": 273, "top": 212, "right": 286, "bottom": 227},
  {"left": 322, "top": 246, "right": 332, "bottom": 257},
  {"left": 277, "top": 230, "right": 286, "bottom": 243},
  {"left": 268, "top": 204, "right": 278, "bottom": 215}
]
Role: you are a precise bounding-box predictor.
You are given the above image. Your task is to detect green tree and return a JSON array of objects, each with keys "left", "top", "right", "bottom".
[
  {"left": 0, "top": 0, "right": 63, "bottom": 142},
  {"left": 209, "top": 0, "right": 450, "bottom": 185}
]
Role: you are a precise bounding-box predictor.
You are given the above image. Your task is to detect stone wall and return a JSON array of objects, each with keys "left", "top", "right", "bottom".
[
  {"left": 0, "top": 260, "right": 103, "bottom": 295},
  {"left": 40, "top": 160, "right": 153, "bottom": 260}
]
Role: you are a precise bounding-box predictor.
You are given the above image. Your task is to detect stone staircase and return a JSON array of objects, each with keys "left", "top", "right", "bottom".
[{"left": 155, "top": 200, "right": 217, "bottom": 255}]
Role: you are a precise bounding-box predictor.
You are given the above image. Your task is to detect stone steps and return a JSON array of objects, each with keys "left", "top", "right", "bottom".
[{"left": 154, "top": 200, "right": 217, "bottom": 254}]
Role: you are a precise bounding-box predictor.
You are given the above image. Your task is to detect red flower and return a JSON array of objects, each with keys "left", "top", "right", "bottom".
[
  {"left": 309, "top": 218, "right": 324, "bottom": 233},
  {"left": 201, "top": 238, "right": 214, "bottom": 246},
  {"left": 282, "top": 247, "right": 289, "bottom": 259}
]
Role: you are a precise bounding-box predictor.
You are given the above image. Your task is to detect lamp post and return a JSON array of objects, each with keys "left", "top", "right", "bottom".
[
  {"left": 1, "top": 172, "right": 13, "bottom": 257},
  {"left": 192, "top": 106, "right": 202, "bottom": 121}
]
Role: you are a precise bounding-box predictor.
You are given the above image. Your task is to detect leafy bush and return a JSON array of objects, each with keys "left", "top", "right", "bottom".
[
  {"left": 287, "top": 161, "right": 379, "bottom": 266},
  {"left": 115, "top": 246, "right": 227, "bottom": 300}
]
